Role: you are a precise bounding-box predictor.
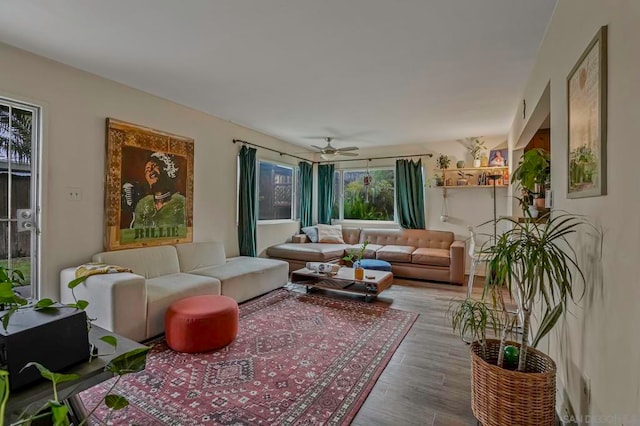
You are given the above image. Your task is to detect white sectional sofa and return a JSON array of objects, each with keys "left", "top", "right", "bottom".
[{"left": 60, "top": 242, "right": 288, "bottom": 342}]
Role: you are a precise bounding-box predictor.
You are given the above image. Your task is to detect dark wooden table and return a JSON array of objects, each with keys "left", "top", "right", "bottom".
[
  {"left": 291, "top": 267, "right": 393, "bottom": 302},
  {"left": 5, "top": 325, "right": 146, "bottom": 424}
]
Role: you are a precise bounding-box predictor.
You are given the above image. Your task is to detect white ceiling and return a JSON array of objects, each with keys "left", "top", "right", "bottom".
[{"left": 0, "top": 0, "right": 557, "bottom": 150}]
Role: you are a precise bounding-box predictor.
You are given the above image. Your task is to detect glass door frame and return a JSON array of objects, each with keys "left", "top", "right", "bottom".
[{"left": 0, "top": 96, "right": 41, "bottom": 299}]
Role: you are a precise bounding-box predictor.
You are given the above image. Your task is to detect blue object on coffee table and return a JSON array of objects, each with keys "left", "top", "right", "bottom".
[{"left": 354, "top": 259, "right": 392, "bottom": 272}]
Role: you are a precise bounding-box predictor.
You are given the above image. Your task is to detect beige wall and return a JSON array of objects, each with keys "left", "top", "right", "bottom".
[
  {"left": 509, "top": 0, "right": 640, "bottom": 421},
  {"left": 0, "top": 42, "right": 300, "bottom": 299}
]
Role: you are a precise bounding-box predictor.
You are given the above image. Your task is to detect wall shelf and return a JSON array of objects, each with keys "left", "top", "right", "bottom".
[{"left": 434, "top": 166, "right": 509, "bottom": 188}]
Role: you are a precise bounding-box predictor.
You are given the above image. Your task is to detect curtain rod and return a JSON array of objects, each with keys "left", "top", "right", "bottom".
[
  {"left": 232, "top": 139, "right": 313, "bottom": 163},
  {"left": 233, "top": 139, "right": 433, "bottom": 164},
  {"left": 318, "top": 153, "right": 433, "bottom": 163}
]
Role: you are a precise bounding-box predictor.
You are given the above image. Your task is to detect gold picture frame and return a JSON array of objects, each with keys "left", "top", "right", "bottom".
[
  {"left": 105, "top": 118, "right": 194, "bottom": 250},
  {"left": 567, "top": 26, "right": 607, "bottom": 198}
]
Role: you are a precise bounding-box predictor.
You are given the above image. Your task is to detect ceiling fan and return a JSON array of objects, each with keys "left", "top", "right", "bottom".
[{"left": 310, "top": 137, "right": 359, "bottom": 160}]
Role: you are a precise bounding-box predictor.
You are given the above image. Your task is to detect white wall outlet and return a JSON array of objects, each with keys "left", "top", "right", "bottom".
[{"left": 66, "top": 187, "right": 82, "bottom": 201}]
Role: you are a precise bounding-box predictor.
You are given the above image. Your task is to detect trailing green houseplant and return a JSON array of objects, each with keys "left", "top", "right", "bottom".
[
  {"left": 0, "top": 273, "right": 150, "bottom": 425},
  {"left": 511, "top": 148, "right": 550, "bottom": 203}
]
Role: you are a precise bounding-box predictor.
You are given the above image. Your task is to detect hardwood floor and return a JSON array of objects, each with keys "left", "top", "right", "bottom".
[{"left": 290, "top": 277, "right": 488, "bottom": 426}]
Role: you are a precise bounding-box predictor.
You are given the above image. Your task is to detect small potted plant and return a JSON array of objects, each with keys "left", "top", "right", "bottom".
[
  {"left": 432, "top": 173, "right": 444, "bottom": 187},
  {"left": 511, "top": 148, "right": 550, "bottom": 211},
  {"left": 456, "top": 170, "right": 472, "bottom": 186},
  {"left": 343, "top": 241, "right": 369, "bottom": 280},
  {"left": 436, "top": 154, "right": 451, "bottom": 170},
  {"left": 468, "top": 138, "right": 487, "bottom": 167}
]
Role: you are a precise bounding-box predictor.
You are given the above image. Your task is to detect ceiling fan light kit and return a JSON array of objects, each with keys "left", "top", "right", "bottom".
[{"left": 311, "top": 137, "right": 359, "bottom": 160}]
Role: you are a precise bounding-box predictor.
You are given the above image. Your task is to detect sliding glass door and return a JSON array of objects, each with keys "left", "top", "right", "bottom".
[{"left": 0, "top": 98, "right": 40, "bottom": 298}]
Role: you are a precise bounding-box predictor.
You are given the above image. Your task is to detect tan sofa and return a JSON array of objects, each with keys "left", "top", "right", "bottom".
[{"left": 266, "top": 227, "right": 465, "bottom": 285}]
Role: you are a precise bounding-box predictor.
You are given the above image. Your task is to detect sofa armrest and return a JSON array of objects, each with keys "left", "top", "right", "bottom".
[
  {"left": 60, "top": 268, "right": 147, "bottom": 342},
  {"left": 449, "top": 240, "right": 466, "bottom": 285},
  {"left": 292, "top": 234, "right": 310, "bottom": 243}
]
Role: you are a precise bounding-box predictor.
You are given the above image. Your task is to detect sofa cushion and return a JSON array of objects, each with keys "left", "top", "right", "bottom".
[
  {"left": 360, "top": 228, "right": 454, "bottom": 249},
  {"left": 145, "top": 273, "right": 221, "bottom": 338},
  {"left": 175, "top": 241, "right": 226, "bottom": 272},
  {"left": 345, "top": 243, "right": 383, "bottom": 259},
  {"left": 301, "top": 226, "right": 319, "bottom": 243},
  {"left": 267, "top": 243, "right": 347, "bottom": 262},
  {"left": 93, "top": 245, "right": 180, "bottom": 279},
  {"left": 190, "top": 257, "right": 288, "bottom": 303},
  {"left": 376, "top": 245, "right": 416, "bottom": 263},
  {"left": 317, "top": 224, "right": 344, "bottom": 243},
  {"left": 342, "top": 227, "right": 362, "bottom": 245},
  {"left": 412, "top": 248, "right": 450, "bottom": 267}
]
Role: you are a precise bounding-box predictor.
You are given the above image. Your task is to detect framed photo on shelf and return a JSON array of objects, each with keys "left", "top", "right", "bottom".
[
  {"left": 488, "top": 149, "right": 508, "bottom": 167},
  {"left": 567, "top": 25, "right": 607, "bottom": 198},
  {"left": 104, "top": 118, "right": 194, "bottom": 250}
]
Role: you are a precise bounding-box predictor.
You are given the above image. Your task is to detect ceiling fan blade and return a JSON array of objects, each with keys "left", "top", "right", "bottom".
[
  {"left": 310, "top": 145, "right": 325, "bottom": 151},
  {"left": 338, "top": 152, "right": 359, "bottom": 157},
  {"left": 337, "top": 146, "right": 359, "bottom": 152}
]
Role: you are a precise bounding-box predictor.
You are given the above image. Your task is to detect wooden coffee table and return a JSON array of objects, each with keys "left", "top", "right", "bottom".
[{"left": 291, "top": 267, "right": 393, "bottom": 302}]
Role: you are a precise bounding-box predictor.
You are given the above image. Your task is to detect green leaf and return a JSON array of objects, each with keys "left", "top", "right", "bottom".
[
  {"left": 1, "top": 309, "right": 16, "bottom": 331},
  {"left": 68, "top": 276, "right": 89, "bottom": 289},
  {"left": 532, "top": 304, "right": 564, "bottom": 348},
  {"left": 105, "top": 394, "right": 129, "bottom": 410},
  {"left": 106, "top": 346, "right": 150, "bottom": 375},
  {"left": 76, "top": 300, "right": 89, "bottom": 310},
  {"left": 35, "top": 298, "right": 55, "bottom": 309},
  {"left": 22, "top": 362, "right": 80, "bottom": 384},
  {"left": 48, "top": 400, "right": 70, "bottom": 426},
  {"left": 100, "top": 335, "right": 118, "bottom": 348},
  {"left": 0, "top": 282, "right": 14, "bottom": 298}
]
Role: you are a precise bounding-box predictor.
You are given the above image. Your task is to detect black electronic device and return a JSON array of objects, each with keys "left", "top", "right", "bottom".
[{"left": 0, "top": 304, "right": 90, "bottom": 390}]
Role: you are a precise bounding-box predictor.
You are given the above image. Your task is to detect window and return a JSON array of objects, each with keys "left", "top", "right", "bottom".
[
  {"left": 332, "top": 168, "right": 395, "bottom": 221},
  {"left": 258, "top": 161, "right": 296, "bottom": 221}
]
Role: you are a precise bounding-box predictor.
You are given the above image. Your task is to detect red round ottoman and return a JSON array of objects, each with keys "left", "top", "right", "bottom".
[{"left": 165, "top": 295, "right": 239, "bottom": 353}]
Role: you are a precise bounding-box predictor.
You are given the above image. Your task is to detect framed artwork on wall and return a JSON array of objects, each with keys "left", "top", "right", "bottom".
[
  {"left": 488, "top": 149, "right": 508, "bottom": 167},
  {"left": 567, "top": 25, "right": 607, "bottom": 198},
  {"left": 105, "top": 118, "right": 194, "bottom": 250}
]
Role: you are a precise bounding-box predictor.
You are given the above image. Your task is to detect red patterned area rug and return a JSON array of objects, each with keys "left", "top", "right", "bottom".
[{"left": 81, "top": 289, "right": 418, "bottom": 425}]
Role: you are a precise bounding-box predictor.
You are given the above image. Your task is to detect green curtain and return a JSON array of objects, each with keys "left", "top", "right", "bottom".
[
  {"left": 238, "top": 146, "right": 257, "bottom": 256},
  {"left": 396, "top": 159, "right": 425, "bottom": 229},
  {"left": 317, "top": 164, "right": 335, "bottom": 224},
  {"left": 298, "top": 161, "right": 313, "bottom": 228}
]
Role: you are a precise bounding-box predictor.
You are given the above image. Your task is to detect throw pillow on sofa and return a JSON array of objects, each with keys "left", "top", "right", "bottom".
[
  {"left": 301, "top": 226, "right": 319, "bottom": 243},
  {"left": 317, "top": 224, "right": 345, "bottom": 243}
]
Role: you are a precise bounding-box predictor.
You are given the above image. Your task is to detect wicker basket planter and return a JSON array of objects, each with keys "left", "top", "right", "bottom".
[{"left": 470, "top": 339, "right": 556, "bottom": 426}]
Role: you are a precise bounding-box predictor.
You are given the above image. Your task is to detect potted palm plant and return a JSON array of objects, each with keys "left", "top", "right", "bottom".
[{"left": 450, "top": 213, "right": 593, "bottom": 426}]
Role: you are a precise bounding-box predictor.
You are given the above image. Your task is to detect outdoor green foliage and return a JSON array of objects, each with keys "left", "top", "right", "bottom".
[
  {"left": 511, "top": 148, "right": 550, "bottom": 195},
  {"left": 333, "top": 170, "right": 394, "bottom": 221},
  {"left": 569, "top": 144, "right": 597, "bottom": 189},
  {"left": 0, "top": 106, "right": 32, "bottom": 164},
  {"left": 0, "top": 273, "right": 151, "bottom": 425},
  {"left": 451, "top": 213, "right": 592, "bottom": 373},
  {"left": 0, "top": 260, "right": 30, "bottom": 287}
]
